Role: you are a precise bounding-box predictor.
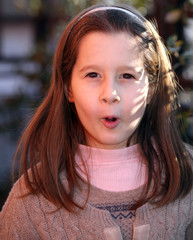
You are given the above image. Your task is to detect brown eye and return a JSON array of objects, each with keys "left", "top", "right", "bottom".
[
  {"left": 86, "top": 72, "right": 99, "bottom": 78},
  {"left": 122, "top": 73, "right": 135, "bottom": 79}
]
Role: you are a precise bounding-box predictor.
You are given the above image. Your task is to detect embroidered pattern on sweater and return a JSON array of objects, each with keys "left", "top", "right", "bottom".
[
  {"left": 93, "top": 202, "right": 136, "bottom": 239},
  {"left": 94, "top": 203, "right": 135, "bottom": 220}
]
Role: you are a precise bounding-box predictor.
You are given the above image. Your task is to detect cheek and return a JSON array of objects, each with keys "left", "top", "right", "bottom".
[
  {"left": 124, "top": 85, "right": 148, "bottom": 116},
  {"left": 72, "top": 85, "right": 98, "bottom": 108},
  {"left": 73, "top": 95, "right": 96, "bottom": 118}
]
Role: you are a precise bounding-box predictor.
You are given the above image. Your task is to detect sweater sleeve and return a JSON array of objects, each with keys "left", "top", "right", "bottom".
[{"left": 0, "top": 180, "right": 40, "bottom": 240}]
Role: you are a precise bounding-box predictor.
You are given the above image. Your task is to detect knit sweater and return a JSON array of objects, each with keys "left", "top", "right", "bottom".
[
  {"left": 1, "top": 171, "right": 193, "bottom": 239},
  {"left": 1, "top": 146, "right": 193, "bottom": 239}
]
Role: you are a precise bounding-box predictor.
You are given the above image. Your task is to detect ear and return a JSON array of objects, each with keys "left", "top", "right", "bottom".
[{"left": 65, "top": 85, "right": 74, "bottom": 102}]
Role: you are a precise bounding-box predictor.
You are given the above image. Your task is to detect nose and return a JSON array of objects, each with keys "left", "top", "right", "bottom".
[{"left": 100, "top": 85, "right": 121, "bottom": 104}]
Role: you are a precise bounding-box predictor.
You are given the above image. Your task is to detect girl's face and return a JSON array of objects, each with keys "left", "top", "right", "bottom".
[{"left": 69, "top": 31, "right": 149, "bottom": 149}]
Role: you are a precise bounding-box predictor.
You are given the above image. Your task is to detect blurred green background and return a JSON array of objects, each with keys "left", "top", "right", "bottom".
[{"left": 0, "top": 0, "right": 193, "bottom": 209}]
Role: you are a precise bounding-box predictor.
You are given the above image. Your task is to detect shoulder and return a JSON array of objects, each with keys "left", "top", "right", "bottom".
[
  {"left": 0, "top": 175, "right": 31, "bottom": 215},
  {"left": 0, "top": 176, "right": 35, "bottom": 238},
  {"left": 184, "top": 143, "right": 193, "bottom": 156},
  {"left": 0, "top": 175, "right": 61, "bottom": 239},
  {"left": 183, "top": 143, "right": 193, "bottom": 206},
  {"left": 184, "top": 143, "right": 193, "bottom": 172},
  {"left": 0, "top": 173, "right": 62, "bottom": 213}
]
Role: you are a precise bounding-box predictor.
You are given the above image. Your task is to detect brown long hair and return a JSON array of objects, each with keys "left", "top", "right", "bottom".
[{"left": 14, "top": 3, "right": 193, "bottom": 212}]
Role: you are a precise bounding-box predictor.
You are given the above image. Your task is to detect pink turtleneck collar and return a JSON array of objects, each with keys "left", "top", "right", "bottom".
[{"left": 75, "top": 144, "right": 147, "bottom": 192}]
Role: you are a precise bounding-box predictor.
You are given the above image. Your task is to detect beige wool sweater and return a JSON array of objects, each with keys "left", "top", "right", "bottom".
[{"left": 0, "top": 170, "right": 193, "bottom": 240}]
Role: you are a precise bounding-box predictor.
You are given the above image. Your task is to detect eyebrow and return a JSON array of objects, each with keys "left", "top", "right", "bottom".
[
  {"left": 79, "top": 65, "right": 101, "bottom": 73},
  {"left": 79, "top": 64, "right": 144, "bottom": 77}
]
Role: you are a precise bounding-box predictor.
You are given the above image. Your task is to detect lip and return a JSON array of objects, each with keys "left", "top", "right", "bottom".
[{"left": 101, "top": 116, "right": 120, "bottom": 129}]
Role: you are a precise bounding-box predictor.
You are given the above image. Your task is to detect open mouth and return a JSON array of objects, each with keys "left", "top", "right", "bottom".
[
  {"left": 102, "top": 116, "right": 120, "bottom": 129},
  {"left": 105, "top": 117, "right": 117, "bottom": 122}
]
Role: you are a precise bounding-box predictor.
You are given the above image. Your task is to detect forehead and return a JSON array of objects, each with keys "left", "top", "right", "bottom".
[
  {"left": 78, "top": 30, "right": 139, "bottom": 49},
  {"left": 75, "top": 31, "right": 143, "bottom": 68}
]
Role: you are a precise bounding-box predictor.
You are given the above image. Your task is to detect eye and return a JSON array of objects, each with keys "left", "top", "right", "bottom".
[
  {"left": 86, "top": 72, "right": 100, "bottom": 78},
  {"left": 121, "top": 73, "right": 135, "bottom": 80}
]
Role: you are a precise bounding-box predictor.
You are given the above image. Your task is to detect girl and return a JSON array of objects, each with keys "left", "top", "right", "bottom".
[{"left": 1, "top": 3, "right": 193, "bottom": 240}]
